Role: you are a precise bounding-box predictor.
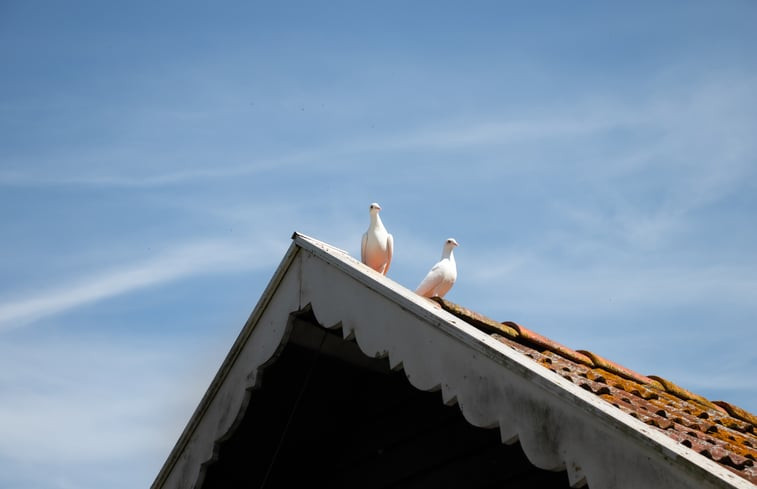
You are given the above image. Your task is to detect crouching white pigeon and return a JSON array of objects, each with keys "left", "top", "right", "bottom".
[
  {"left": 415, "top": 238, "right": 458, "bottom": 298},
  {"left": 361, "top": 202, "right": 394, "bottom": 275}
]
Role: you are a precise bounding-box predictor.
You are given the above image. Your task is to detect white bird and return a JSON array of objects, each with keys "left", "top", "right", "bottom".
[
  {"left": 361, "top": 202, "right": 394, "bottom": 275},
  {"left": 416, "top": 238, "right": 459, "bottom": 298}
]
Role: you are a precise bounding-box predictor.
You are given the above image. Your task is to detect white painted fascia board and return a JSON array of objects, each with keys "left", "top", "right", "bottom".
[
  {"left": 151, "top": 238, "right": 302, "bottom": 489},
  {"left": 152, "top": 232, "right": 754, "bottom": 489},
  {"left": 291, "top": 232, "right": 752, "bottom": 489}
]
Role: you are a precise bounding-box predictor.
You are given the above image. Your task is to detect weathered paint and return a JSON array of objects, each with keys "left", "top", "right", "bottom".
[{"left": 151, "top": 233, "right": 756, "bottom": 489}]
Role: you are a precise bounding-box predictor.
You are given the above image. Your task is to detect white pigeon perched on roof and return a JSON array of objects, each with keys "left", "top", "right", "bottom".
[
  {"left": 415, "top": 238, "right": 458, "bottom": 298},
  {"left": 361, "top": 202, "right": 394, "bottom": 275}
]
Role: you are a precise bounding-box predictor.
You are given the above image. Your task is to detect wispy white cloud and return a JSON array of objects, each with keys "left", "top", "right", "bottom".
[
  {"left": 365, "top": 115, "right": 632, "bottom": 152},
  {"left": 463, "top": 244, "right": 757, "bottom": 319},
  {"left": 0, "top": 335, "right": 224, "bottom": 489},
  {"left": 2, "top": 75, "right": 754, "bottom": 193},
  {"left": 662, "top": 362, "right": 757, "bottom": 393},
  {"left": 0, "top": 158, "right": 290, "bottom": 188},
  {"left": 0, "top": 237, "right": 282, "bottom": 330}
]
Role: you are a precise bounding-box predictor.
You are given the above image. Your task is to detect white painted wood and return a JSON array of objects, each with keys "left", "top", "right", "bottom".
[
  {"left": 151, "top": 241, "right": 303, "bottom": 489},
  {"left": 152, "top": 233, "right": 754, "bottom": 489}
]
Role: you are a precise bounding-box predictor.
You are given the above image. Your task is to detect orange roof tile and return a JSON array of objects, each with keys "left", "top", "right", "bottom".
[{"left": 430, "top": 297, "right": 757, "bottom": 485}]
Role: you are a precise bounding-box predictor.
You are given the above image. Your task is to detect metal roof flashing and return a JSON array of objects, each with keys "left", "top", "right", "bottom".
[{"left": 152, "top": 233, "right": 755, "bottom": 489}]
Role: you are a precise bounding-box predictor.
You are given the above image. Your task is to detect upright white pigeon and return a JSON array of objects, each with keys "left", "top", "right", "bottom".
[
  {"left": 361, "top": 202, "right": 394, "bottom": 275},
  {"left": 415, "top": 238, "right": 459, "bottom": 298}
]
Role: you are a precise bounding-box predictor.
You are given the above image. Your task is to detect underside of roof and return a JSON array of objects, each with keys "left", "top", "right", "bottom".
[
  {"left": 198, "top": 316, "right": 574, "bottom": 488},
  {"left": 152, "top": 233, "right": 755, "bottom": 489}
]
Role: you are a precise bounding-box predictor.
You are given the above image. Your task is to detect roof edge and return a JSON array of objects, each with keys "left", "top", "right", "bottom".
[
  {"left": 151, "top": 238, "right": 303, "bottom": 489},
  {"left": 290, "top": 233, "right": 755, "bottom": 489},
  {"left": 152, "top": 232, "right": 755, "bottom": 489}
]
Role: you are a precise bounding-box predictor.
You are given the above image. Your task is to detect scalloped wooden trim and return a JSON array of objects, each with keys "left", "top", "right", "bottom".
[{"left": 152, "top": 234, "right": 753, "bottom": 489}]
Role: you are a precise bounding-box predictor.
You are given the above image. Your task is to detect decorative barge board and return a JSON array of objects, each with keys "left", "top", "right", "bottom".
[{"left": 151, "top": 233, "right": 755, "bottom": 489}]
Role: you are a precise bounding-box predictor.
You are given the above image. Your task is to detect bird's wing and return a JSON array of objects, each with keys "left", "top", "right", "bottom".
[
  {"left": 384, "top": 233, "right": 394, "bottom": 275},
  {"left": 415, "top": 262, "right": 443, "bottom": 297},
  {"left": 435, "top": 279, "right": 454, "bottom": 299},
  {"left": 361, "top": 232, "right": 368, "bottom": 264}
]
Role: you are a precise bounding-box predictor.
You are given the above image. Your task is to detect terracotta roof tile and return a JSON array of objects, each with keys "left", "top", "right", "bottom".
[
  {"left": 505, "top": 320, "right": 594, "bottom": 366},
  {"left": 648, "top": 375, "right": 727, "bottom": 413},
  {"left": 433, "top": 297, "right": 757, "bottom": 485},
  {"left": 430, "top": 298, "right": 518, "bottom": 339},
  {"left": 715, "top": 401, "right": 757, "bottom": 428},
  {"left": 578, "top": 350, "right": 662, "bottom": 388}
]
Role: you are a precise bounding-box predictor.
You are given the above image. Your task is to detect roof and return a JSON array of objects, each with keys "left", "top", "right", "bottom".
[
  {"left": 152, "top": 233, "right": 757, "bottom": 489},
  {"left": 433, "top": 299, "right": 757, "bottom": 485}
]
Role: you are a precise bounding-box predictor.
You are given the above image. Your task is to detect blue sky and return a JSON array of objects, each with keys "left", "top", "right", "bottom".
[{"left": 1, "top": 2, "right": 756, "bottom": 488}]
